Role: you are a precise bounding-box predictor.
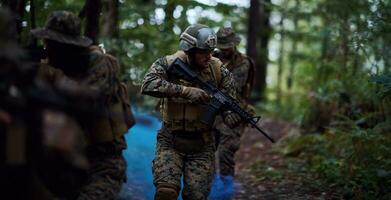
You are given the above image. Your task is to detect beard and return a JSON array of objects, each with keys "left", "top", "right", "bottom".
[
  {"left": 187, "top": 54, "right": 208, "bottom": 70},
  {"left": 220, "top": 49, "right": 234, "bottom": 60}
]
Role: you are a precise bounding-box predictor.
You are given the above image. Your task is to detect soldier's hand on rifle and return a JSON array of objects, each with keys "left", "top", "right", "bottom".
[
  {"left": 224, "top": 111, "right": 242, "bottom": 128},
  {"left": 180, "top": 86, "right": 210, "bottom": 104}
]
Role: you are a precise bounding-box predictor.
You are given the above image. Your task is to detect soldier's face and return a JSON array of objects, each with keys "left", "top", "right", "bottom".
[
  {"left": 44, "top": 39, "right": 89, "bottom": 76},
  {"left": 44, "top": 40, "right": 66, "bottom": 67},
  {"left": 192, "top": 49, "right": 212, "bottom": 69},
  {"left": 219, "top": 47, "right": 234, "bottom": 59}
]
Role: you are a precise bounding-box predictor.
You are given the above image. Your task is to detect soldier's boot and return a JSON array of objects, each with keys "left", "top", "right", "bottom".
[{"left": 155, "top": 184, "right": 178, "bottom": 200}]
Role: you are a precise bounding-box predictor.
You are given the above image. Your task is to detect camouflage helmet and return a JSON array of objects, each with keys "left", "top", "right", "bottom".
[
  {"left": 179, "top": 24, "right": 217, "bottom": 51},
  {"left": 31, "top": 11, "right": 92, "bottom": 47},
  {"left": 216, "top": 27, "right": 241, "bottom": 49}
]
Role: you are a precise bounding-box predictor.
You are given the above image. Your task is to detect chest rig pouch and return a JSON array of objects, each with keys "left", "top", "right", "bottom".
[{"left": 161, "top": 51, "right": 222, "bottom": 133}]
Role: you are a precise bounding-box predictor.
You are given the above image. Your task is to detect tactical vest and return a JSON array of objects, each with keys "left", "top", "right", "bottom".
[
  {"left": 161, "top": 51, "right": 222, "bottom": 131},
  {"left": 240, "top": 54, "right": 255, "bottom": 101}
]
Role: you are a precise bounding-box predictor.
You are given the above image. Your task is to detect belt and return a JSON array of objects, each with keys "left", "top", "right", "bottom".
[{"left": 163, "top": 120, "right": 210, "bottom": 132}]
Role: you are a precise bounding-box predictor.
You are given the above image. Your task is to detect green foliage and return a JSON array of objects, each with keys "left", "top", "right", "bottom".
[
  {"left": 267, "top": 0, "right": 390, "bottom": 131},
  {"left": 15, "top": 1, "right": 246, "bottom": 86},
  {"left": 109, "top": 1, "right": 245, "bottom": 86},
  {"left": 19, "top": 0, "right": 84, "bottom": 44},
  {"left": 269, "top": 1, "right": 391, "bottom": 190},
  {"left": 371, "top": 73, "right": 391, "bottom": 98},
  {"left": 279, "top": 127, "right": 391, "bottom": 199},
  {"left": 10, "top": 0, "right": 391, "bottom": 198},
  {"left": 251, "top": 160, "right": 284, "bottom": 182}
]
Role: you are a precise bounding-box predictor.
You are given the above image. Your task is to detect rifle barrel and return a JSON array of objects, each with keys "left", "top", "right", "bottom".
[{"left": 250, "top": 120, "right": 275, "bottom": 143}]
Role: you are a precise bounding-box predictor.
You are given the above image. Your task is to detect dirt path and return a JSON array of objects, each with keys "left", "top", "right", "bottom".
[{"left": 233, "top": 119, "right": 334, "bottom": 200}]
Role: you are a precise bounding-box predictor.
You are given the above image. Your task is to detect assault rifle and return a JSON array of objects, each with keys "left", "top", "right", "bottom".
[
  {"left": 167, "top": 58, "right": 275, "bottom": 143},
  {"left": 0, "top": 80, "right": 104, "bottom": 120}
]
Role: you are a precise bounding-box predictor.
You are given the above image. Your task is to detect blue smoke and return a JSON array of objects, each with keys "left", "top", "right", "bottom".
[
  {"left": 119, "top": 108, "right": 160, "bottom": 200},
  {"left": 209, "top": 174, "right": 239, "bottom": 200},
  {"left": 118, "top": 109, "right": 240, "bottom": 200}
]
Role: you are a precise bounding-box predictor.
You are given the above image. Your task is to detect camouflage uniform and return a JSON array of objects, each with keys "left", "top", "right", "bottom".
[
  {"left": 214, "top": 27, "right": 254, "bottom": 177},
  {"left": 1, "top": 8, "right": 89, "bottom": 200},
  {"left": 141, "top": 25, "right": 237, "bottom": 200},
  {"left": 0, "top": 8, "right": 38, "bottom": 200},
  {"left": 31, "top": 11, "right": 133, "bottom": 200}
]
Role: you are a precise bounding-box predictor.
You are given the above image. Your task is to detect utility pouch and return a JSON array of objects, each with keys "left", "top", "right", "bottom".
[{"left": 172, "top": 131, "right": 204, "bottom": 154}]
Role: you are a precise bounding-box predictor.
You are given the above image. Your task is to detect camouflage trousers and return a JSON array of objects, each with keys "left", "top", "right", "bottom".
[
  {"left": 77, "top": 141, "right": 127, "bottom": 200},
  {"left": 214, "top": 116, "right": 244, "bottom": 176},
  {"left": 153, "top": 127, "right": 215, "bottom": 200}
]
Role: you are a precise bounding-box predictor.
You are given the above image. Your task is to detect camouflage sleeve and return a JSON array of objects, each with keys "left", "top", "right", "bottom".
[
  {"left": 219, "top": 64, "right": 241, "bottom": 118},
  {"left": 141, "top": 59, "right": 183, "bottom": 98},
  {"left": 231, "top": 59, "right": 250, "bottom": 94},
  {"left": 220, "top": 64, "right": 251, "bottom": 115},
  {"left": 219, "top": 64, "right": 236, "bottom": 99}
]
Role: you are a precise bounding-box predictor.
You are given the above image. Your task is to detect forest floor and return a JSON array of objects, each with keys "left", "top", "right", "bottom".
[{"left": 233, "top": 119, "right": 340, "bottom": 200}]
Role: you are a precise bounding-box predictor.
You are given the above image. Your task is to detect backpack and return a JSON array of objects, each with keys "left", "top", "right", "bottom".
[
  {"left": 242, "top": 56, "right": 255, "bottom": 100},
  {"left": 103, "top": 53, "right": 136, "bottom": 129}
]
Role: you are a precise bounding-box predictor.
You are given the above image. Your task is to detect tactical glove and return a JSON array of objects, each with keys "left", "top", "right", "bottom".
[
  {"left": 224, "top": 111, "right": 241, "bottom": 128},
  {"left": 180, "top": 86, "right": 210, "bottom": 103}
]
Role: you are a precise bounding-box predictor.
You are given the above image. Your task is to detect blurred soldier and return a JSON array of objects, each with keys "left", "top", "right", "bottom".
[
  {"left": 31, "top": 11, "right": 134, "bottom": 200},
  {"left": 0, "top": 8, "right": 35, "bottom": 200},
  {"left": 0, "top": 8, "right": 88, "bottom": 200},
  {"left": 213, "top": 27, "right": 255, "bottom": 177},
  {"left": 141, "top": 24, "right": 241, "bottom": 200}
]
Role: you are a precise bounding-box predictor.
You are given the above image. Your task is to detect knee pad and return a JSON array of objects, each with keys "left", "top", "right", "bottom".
[{"left": 155, "top": 185, "right": 178, "bottom": 200}]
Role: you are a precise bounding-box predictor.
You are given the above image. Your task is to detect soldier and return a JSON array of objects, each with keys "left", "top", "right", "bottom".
[
  {"left": 0, "top": 8, "right": 35, "bottom": 200},
  {"left": 213, "top": 27, "right": 255, "bottom": 177},
  {"left": 0, "top": 8, "right": 88, "bottom": 200},
  {"left": 141, "top": 24, "right": 241, "bottom": 200},
  {"left": 31, "top": 11, "right": 134, "bottom": 200}
]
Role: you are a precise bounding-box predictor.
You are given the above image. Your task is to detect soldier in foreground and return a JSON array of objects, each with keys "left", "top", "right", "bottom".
[
  {"left": 213, "top": 27, "right": 255, "bottom": 177},
  {"left": 0, "top": 8, "right": 89, "bottom": 200},
  {"left": 31, "top": 11, "right": 134, "bottom": 200},
  {"left": 141, "top": 24, "right": 241, "bottom": 200}
]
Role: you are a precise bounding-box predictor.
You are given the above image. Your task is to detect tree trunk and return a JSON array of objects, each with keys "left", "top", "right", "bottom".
[
  {"left": 29, "top": 0, "right": 37, "bottom": 46},
  {"left": 79, "top": 0, "right": 102, "bottom": 44},
  {"left": 246, "top": 0, "right": 260, "bottom": 100},
  {"left": 164, "top": 0, "right": 175, "bottom": 34},
  {"left": 102, "top": 0, "right": 119, "bottom": 38},
  {"left": 276, "top": 14, "right": 285, "bottom": 105},
  {"left": 341, "top": 14, "right": 349, "bottom": 74},
  {"left": 257, "top": 0, "right": 271, "bottom": 101},
  {"left": 383, "top": 42, "right": 390, "bottom": 73},
  {"left": 313, "top": 19, "right": 331, "bottom": 85},
  {"left": 1, "top": 0, "right": 26, "bottom": 42},
  {"left": 287, "top": 0, "right": 299, "bottom": 89}
]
